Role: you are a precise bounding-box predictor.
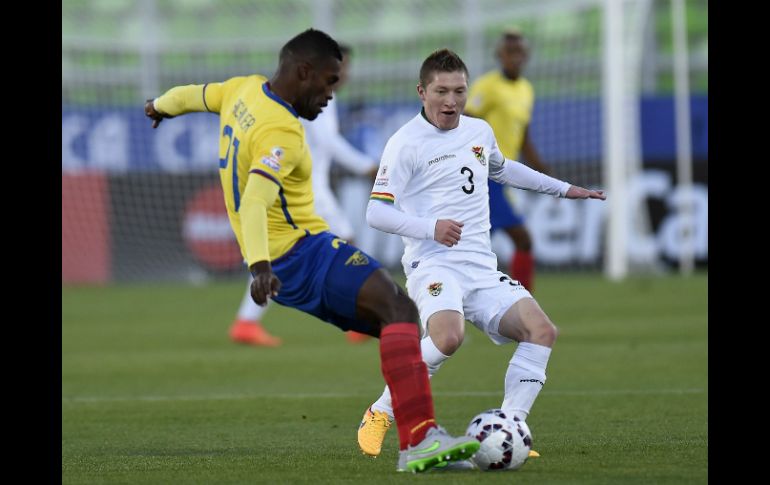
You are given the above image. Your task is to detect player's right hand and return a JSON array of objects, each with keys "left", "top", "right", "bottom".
[
  {"left": 249, "top": 260, "right": 282, "bottom": 306},
  {"left": 144, "top": 99, "right": 173, "bottom": 129},
  {"left": 434, "top": 219, "right": 464, "bottom": 247}
]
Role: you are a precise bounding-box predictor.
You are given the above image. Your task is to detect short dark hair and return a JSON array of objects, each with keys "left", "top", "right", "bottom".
[
  {"left": 419, "top": 48, "right": 468, "bottom": 87},
  {"left": 280, "top": 28, "right": 342, "bottom": 64},
  {"left": 501, "top": 28, "right": 525, "bottom": 43},
  {"left": 497, "top": 28, "right": 528, "bottom": 51}
]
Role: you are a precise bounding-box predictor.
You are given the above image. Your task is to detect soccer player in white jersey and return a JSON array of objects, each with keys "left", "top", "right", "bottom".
[
  {"left": 229, "top": 44, "right": 378, "bottom": 346},
  {"left": 357, "top": 48, "right": 606, "bottom": 463}
]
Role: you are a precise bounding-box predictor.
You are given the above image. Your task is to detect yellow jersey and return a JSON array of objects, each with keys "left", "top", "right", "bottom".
[
  {"left": 154, "top": 75, "right": 328, "bottom": 264},
  {"left": 465, "top": 71, "right": 534, "bottom": 159}
]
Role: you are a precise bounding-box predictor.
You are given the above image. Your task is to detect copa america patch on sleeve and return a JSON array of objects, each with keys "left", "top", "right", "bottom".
[
  {"left": 260, "top": 146, "right": 284, "bottom": 171},
  {"left": 260, "top": 156, "right": 280, "bottom": 171}
]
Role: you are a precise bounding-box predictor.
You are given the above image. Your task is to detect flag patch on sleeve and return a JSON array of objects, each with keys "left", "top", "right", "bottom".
[{"left": 370, "top": 192, "right": 395, "bottom": 204}]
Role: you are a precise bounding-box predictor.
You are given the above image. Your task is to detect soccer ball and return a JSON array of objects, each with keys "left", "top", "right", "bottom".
[{"left": 465, "top": 409, "right": 532, "bottom": 471}]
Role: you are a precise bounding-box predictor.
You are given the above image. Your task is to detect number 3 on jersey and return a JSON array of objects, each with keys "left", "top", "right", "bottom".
[
  {"left": 219, "top": 124, "right": 242, "bottom": 210},
  {"left": 461, "top": 166, "right": 474, "bottom": 194}
]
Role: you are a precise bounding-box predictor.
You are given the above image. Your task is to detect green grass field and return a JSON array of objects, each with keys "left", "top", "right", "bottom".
[{"left": 62, "top": 272, "right": 707, "bottom": 484}]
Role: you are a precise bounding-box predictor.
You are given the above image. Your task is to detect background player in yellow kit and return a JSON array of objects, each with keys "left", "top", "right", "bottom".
[{"left": 465, "top": 29, "right": 550, "bottom": 292}]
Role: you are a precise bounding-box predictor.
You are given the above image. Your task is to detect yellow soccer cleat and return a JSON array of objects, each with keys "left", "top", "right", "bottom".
[
  {"left": 358, "top": 407, "right": 392, "bottom": 457},
  {"left": 528, "top": 450, "right": 541, "bottom": 458}
]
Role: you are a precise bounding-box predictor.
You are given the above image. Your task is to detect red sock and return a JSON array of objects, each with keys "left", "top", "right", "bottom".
[
  {"left": 379, "top": 323, "right": 436, "bottom": 450},
  {"left": 511, "top": 250, "right": 534, "bottom": 292}
]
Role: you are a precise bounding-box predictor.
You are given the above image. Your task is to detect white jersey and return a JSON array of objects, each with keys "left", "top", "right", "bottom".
[{"left": 374, "top": 112, "right": 506, "bottom": 274}]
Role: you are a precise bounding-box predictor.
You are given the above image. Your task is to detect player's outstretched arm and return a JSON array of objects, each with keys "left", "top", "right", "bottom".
[
  {"left": 491, "top": 156, "right": 606, "bottom": 200},
  {"left": 565, "top": 186, "right": 606, "bottom": 200},
  {"left": 145, "top": 82, "right": 227, "bottom": 128}
]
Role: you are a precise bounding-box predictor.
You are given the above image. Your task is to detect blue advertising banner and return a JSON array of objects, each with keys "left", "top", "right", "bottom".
[{"left": 62, "top": 96, "right": 707, "bottom": 173}]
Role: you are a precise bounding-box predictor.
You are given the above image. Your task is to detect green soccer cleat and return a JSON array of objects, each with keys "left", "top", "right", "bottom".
[
  {"left": 430, "top": 459, "right": 476, "bottom": 471},
  {"left": 396, "top": 426, "right": 480, "bottom": 473}
]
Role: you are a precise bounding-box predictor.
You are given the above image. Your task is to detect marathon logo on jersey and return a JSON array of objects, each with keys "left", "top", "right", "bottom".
[
  {"left": 427, "top": 154, "right": 456, "bottom": 166},
  {"left": 380, "top": 165, "right": 388, "bottom": 175},
  {"left": 428, "top": 282, "right": 443, "bottom": 296},
  {"left": 471, "top": 146, "right": 486, "bottom": 166},
  {"left": 345, "top": 250, "right": 369, "bottom": 266}
]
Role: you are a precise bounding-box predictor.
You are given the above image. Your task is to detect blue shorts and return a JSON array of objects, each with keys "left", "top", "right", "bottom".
[
  {"left": 271, "top": 231, "right": 382, "bottom": 334},
  {"left": 488, "top": 180, "right": 525, "bottom": 231}
]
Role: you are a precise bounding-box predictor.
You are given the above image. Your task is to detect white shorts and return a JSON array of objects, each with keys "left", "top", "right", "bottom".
[{"left": 405, "top": 259, "right": 532, "bottom": 345}]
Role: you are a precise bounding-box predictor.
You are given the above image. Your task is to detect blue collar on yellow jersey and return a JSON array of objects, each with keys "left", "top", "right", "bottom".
[{"left": 262, "top": 82, "right": 298, "bottom": 118}]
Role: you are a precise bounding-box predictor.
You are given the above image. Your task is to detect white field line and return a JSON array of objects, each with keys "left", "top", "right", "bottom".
[{"left": 62, "top": 388, "right": 705, "bottom": 404}]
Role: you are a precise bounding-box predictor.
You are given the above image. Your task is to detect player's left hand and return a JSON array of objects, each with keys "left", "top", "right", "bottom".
[{"left": 565, "top": 186, "right": 606, "bottom": 200}]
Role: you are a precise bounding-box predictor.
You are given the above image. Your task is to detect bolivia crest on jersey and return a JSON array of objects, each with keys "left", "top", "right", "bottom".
[{"left": 471, "top": 146, "right": 486, "bottom": 166}]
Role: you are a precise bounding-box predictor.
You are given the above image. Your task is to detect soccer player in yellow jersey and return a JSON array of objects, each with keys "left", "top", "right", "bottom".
[
  {"left": 143, "top": 28, "right": 478, "bottom": 473},
  {"left": 227, "top": 43, "right": 376, "bottom": 347},
  {"left": 464, "top": 30, "right": 550, "bottom": 292}
]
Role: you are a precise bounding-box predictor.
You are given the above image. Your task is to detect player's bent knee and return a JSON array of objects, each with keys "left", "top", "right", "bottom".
[
  {"left": 432, "top": 331, "right": 463, "bottom": 355},
  {"left": 534, "top": 319, "right": 558, "bottom": 346}
]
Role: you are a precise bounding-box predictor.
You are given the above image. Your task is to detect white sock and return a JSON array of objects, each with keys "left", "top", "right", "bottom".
[
  {"left": 501, "top": 342, "right": 551, "bottom": 422},
  {"left": 236, "top": 277, "right": 269, "bottom": 321},
  {"left": 370, "top": 336, "right": 449, "bottom": 420}
]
